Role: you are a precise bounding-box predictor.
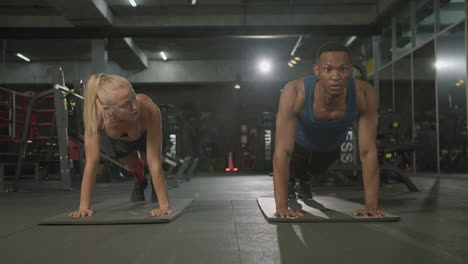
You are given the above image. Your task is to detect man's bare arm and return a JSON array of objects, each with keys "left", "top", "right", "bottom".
[
  {"left": 356, "top": 80, "right": 387, "bottom": 216},
  {"left": 273, "top": 81, "right": 303, "bottom": 217}
]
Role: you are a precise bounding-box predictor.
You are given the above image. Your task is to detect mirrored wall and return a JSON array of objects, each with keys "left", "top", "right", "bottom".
[
  {"left": 414, "top": 41, "right": 437, "bottom": 172},
  {"left": 375, "top": 0, "right": 467, "bottom": 173},
  {"left": 436, "top": 22, "right": 467, "bottom": 172},
  {"left": 394, "top": 55, "right": 413, "bottom": 141},
  {"left": 379, "top": 65, "right": 394, "bottom": 111}
]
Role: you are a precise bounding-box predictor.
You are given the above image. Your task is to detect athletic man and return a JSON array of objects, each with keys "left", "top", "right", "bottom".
[{"left": 273, "top": 43, "right": 388, "bottom": 218}]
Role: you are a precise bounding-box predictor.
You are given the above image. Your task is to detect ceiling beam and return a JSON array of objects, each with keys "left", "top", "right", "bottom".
[
  {"left": 109, "top": 38, "right": 149, "bottom": 70},
  {"left": 45, "top": 0, "right": 113, "bottom": 26},
  {"left": 44, "top": 0, "right": 148, "bottom": 70},
  {"left": 112, "top": 5, "right": 378, "bottom": 27},
  {"left": 0, "top": 25, "right": 381, "bottom": 39}
]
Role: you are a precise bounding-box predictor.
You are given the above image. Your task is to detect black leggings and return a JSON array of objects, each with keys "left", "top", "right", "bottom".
[{"left": 289, "top": 143, "right": 340, "bottom": 183}]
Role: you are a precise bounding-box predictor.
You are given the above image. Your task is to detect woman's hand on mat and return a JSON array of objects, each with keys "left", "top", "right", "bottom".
[
  {"left": 353, "top": 208, "right": 388, "bottom": 217},
  {"left": 150, "top": 208, "right": 172, "bottom": 216},
  {"left": 275, "top": 208, "right": 304, "bottom": 218},
  {"left": 69, "top": 208, "right": 95, "bottom": 217}
]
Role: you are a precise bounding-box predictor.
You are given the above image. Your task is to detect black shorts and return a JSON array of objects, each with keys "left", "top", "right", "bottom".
[
  {"left": 102, "top": 132, "right": 147, "bottom": 159},
  {"left": 289, "top": 143, "right": 340, "bottom": 182}
]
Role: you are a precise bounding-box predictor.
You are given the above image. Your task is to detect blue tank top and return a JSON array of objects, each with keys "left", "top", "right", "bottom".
[{"left": 295, "top": 76, "right": 356, "bottom": 152}]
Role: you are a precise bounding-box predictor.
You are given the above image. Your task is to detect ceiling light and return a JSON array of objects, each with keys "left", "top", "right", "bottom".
[
  {"left": 294, "top": 57, "right": 301, "bottom": 61},
  {"left": 160, "top": 51, "right": 168, "bottom": 61},
  {"left": 128, "top": 0, "right": 137, "bottom": 7},
  {"left": 17, "top": 53, "right": 30, "bottom": 62},
  {"left": 234, "top": 83, "right": 241, "bottom": 89},
  {"left": 345, "top": 36, "right": 357, "bottom": 47},
  {"left": 291, "top": 60, "right": 297, "bottom": 65},
  {"left": 290, "top": 35, "right": 304, "bottom": 57},
  {"left": 232, "top": 35, "right": 292, "bottom": 39},
  {"left": 288, "top": 62, "right": 294, "bottom": 68},
  {"left": 191, "top": 0, "right": 197, "bottom": 5}
]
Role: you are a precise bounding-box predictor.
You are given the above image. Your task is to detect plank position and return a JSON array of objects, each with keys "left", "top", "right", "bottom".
[
  {"left": 69, "top": 74, "right": 171, "bottom": 217},
  {"left": 273, "top": 43, "right": 388, "bottom": 218}
]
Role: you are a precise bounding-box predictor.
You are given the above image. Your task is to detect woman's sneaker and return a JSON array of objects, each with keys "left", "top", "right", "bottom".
[{"left": 130, "top": 178, "right": 148, "bottom": 202}]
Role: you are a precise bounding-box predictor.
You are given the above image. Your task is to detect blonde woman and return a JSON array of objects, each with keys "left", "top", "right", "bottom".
[{"left": 69, "top": 73, "right": 171, "bottom": 217}]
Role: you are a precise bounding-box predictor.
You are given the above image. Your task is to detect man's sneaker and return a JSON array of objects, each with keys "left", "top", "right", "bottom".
[
  {"left": 130, "top": 178, "right": 148, "bottom": 202},
  {"left": 297, "top": 181, "right": 313, "bottom": 199},
  {"left": 288, "top": 181, "right": 296, "bottom": 200}
]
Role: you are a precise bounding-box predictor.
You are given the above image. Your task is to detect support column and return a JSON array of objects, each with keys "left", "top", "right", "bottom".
[
  {"left": 373, "top": 36, "right": 381, "bottom": 107},
  {"left": 91, "top": 39, "right": 108, "bottom": 73}
]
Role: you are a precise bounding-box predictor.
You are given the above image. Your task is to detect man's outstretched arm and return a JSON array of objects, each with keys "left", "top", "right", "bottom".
[
  {"left": 356, "top": 81, "right": 387, "bottom": 217},
  {"left": 273, "top": 82, "right": 304, "bottom": 218}
]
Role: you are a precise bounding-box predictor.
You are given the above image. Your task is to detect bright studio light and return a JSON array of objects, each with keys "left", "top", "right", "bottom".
[
  {"left": 16, "top": 53, "right": 30, "bottom": 62},
  {"left": 234, "top": 83, "right": 241, "bottom": 89},
  {"left": 128, "top": 0, "right": 137, "bottom": 7},
  {"left": 258, "top": 59, "right": 272, "bottom": 73},
  {"left": 160, "top": 51, "right": 168, "bottom": 61}
]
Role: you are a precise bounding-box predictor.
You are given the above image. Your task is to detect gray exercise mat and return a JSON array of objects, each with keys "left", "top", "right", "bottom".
[
  {"left": 40, "top": 198, "right": 193, "bottom": 225},
  {"left": 258, "top": 196, "right": 400, "bottom": 222}
]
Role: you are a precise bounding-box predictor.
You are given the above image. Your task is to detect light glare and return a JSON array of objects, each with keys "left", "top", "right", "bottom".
[{"left": 258, "top": 59, "right": 272, "bottom": 73}]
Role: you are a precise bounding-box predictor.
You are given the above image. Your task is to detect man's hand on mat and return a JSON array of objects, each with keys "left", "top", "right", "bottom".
[
  {"left": 353, "top": 208, "right": 388, "bottom": 217},
  {"left": 150, "top": 208, "right": 172, "bottom": 216},
  {"left": 69, "top": 208, "right": 95, "bottom": 217},
  {"left": 275, "top": 208, "right": 304, "bottom": 218}
]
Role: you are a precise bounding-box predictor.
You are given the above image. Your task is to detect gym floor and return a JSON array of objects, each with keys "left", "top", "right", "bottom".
[{"left": 1, "top": 173, "right": 467, "bottom": 264}]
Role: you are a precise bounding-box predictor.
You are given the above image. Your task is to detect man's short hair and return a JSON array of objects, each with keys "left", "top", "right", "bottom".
[{"left": 316, "top": 42, "right": 351, "bottom": 63}]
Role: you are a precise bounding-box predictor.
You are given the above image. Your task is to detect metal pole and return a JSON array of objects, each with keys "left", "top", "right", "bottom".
[
  {"left": 54, "top": 67, "right": 72, "bottom": 190},
  {"left": 392, "top": 63, "right": 395, "bottom": 111},
  {"left": 2, "top": 40, "right": 5, "bottom": 86},
  {"left": 434, "top": 0, "right": 440, "bottom": 173},
  {"left": 465, "top": 18, "right": 468, "bottom": 161},
  {"left": 373, "top": 36, "right": 381, "bottom": 105},
  {"left": 392, "top": 16, "right": 397, "bottom": 61},
  {"left": 53, "top": 87, "right": 72, "bottom": 190},
  {"left": 411, "top": 0, "right": 416, "bottom": 173},
  {"left": 72, "top": 80, "right": 85, "bottom": 177},
  {"left": 391, "top": 16, "right": 397, "bottom": 111}
]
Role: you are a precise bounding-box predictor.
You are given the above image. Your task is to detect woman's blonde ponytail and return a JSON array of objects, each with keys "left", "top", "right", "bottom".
[{"left": 83, "top": 74, "right": 102, "bottom": 136}]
